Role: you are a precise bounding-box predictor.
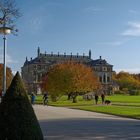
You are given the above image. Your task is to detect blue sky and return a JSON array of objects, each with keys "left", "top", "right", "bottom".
[{"left": 0, "top": 0, "right": 140, "bottom": 74}]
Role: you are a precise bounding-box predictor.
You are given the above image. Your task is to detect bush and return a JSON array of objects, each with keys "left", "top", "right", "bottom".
[
  {"left": 128, "top": 90, "right": 140, "bottom": 95},
  {"left": 0, "top": 72, "right": 44, "bottom": 140},
  {"left": 114, "top": 90, "right": 127, "bottom": 95}
]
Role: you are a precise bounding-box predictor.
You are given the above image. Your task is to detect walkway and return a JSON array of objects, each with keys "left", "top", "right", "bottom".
[{"left": 33, "top": 105, "right": 140, "bottom": 140}]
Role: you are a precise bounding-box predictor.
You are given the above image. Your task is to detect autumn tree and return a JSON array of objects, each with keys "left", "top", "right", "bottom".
[
  {"left": 132, "top": 73, "right": 140, "bottom": 81},
  {"left": 0, "top": 64, "right": 13, "bottom": 95},
  {"left": 41, "top": 61, "right": 100, "bottom": 103},
  {"left": 113, "top": 71, "right": 140, "bottom": 91}
]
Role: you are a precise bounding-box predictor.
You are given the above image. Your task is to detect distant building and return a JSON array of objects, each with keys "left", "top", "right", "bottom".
[{"left": 21, "top": 47, "right": 113, "bottom": 94}]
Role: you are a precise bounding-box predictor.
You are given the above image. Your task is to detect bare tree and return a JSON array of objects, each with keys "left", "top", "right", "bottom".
[{"left": 0, "top": 0, "right": 21, "bottom": 35}]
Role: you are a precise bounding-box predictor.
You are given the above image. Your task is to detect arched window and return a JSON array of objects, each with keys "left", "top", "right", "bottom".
[
  {"left": 103, "top": 74, "right": 106, "bottom": 83},
  {"left": 107, "top": 76, "right": 110, "bottom": 82},
  {"left": 99, "top": 76, "right": 102, "bottom": 82}
]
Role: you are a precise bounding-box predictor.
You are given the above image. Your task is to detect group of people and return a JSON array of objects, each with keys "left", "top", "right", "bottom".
[
  {"left": 30, "top": 91, "right": 105, "bottom": 105},
  {"left": 94, "top": 93, "right": 105, "bottom": 105},
  {"left": 30, "top": 92, "right": 48, "bottom": 105}
]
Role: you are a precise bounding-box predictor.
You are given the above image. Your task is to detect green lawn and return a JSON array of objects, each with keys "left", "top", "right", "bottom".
[
  {"left": 106, "top": 95, "right": 140, "bottom": 103},
  {"left": 71, "top": 106, "right": 140, "bottom": 119},
  {"left": 34, "top": 94, "right": 140, "bottom": 119},
  {"left": 106, "top": 95, "right": 140, "bottom": 107}
]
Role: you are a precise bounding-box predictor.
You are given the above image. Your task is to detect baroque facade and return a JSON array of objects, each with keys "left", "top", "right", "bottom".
[{"left": 21, "top": 47, "right": 113, "bottom": 94}]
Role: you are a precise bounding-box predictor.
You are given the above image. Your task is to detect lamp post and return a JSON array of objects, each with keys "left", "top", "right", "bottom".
[{"left": 0, "top": 27, "right": 11, "bottom": 96}]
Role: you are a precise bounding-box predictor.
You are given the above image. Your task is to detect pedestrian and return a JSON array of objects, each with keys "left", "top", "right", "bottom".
[
  {"left": 101, "top": 93, "right": 105, "bottom": 104},
  {"left": 95, "top": 93, "right": 99, "bottom": 105},
  {"left": 43, "top": 92, "right": 48, "bottom": 105},
  {"left": 30, "top": 92, "right": 36, "bottom": 105}
]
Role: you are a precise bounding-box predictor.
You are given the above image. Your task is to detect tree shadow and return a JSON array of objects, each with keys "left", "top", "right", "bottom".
[{"left": 39, "top": 118, "right": 140, "bottom": 140}]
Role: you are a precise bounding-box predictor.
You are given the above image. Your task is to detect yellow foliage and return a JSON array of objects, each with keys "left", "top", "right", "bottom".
[{"left": 41, "top": 61, "right": 100, "bottom": 98}]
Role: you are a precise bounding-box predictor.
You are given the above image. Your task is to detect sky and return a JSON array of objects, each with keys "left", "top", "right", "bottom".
[{"left": 0, "top": 0, "right": 140, "bottom": 74}]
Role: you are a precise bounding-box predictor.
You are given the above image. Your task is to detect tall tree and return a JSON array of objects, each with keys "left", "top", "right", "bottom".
[
  {"left": 41, "top": 61, "right": 100, "bottom": 103},
  {"left": 0, "top": 64, "right": 13, "bottom": 95}
]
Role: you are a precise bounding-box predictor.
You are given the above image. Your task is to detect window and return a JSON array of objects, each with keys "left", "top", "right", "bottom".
[
  {"left": 107, "top": 76, "right": 110, "bottom": 82},
  {"left": 38, "top": 65, "right": 41, "bottom": 70},
  {"left": 103, "top": 74, "right": 106, "bottom": 82},
  {"left": 107, "top": 67, "right": 112, "bottom": 71},
  {"left": 99, "top": 76, "right": 102, "bottom": 82},
  {"left": 34, "top": 65, "right": 37, "bottom": 69},
  {"left": 102, "top": 67, "right": 107, "bottom": 71}
]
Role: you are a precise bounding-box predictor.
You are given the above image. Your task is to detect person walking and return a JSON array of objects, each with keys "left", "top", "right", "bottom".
[
  {"left": 101, "top": 93, "right": 105, "bottom": 104},
  {"left": 30, "top": 92, "right": 36, "bottom": 105},
  {"left": 95, "top": 93, "right": 99, "bottom": 105}
]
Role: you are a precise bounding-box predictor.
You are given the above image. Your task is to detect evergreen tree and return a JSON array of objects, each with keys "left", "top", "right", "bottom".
[{"left": 0, "top": 72, "right": 44, "bottom": 140}]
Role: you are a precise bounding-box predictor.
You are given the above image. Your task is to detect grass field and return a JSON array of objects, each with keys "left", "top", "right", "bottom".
[{"left": 35, "top": 94, "right": 140, "bottom": 119}]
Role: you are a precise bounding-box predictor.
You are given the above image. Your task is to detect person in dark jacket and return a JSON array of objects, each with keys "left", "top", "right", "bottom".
[
  {"left": 101, "top": 93, "right": 105, "bottom": 104},
  {"left": 95, "top": 94, "right": 99, "bottom": 105}
]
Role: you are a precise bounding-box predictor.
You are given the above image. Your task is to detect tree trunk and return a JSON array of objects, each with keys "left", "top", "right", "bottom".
[
  {"left": 72, "top": 94, "right": 77, "bottom": 103},
  {"left": 67, "top": 93, "right": 71, "bottom": 100}
]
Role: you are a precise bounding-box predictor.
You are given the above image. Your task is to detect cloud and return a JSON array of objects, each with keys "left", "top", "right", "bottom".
[
  {"left": 122, "top": 21, "right": 140, "bottom": 37},
  {"left": 115, "top": 68, "right": 140, "bottom": 74},
  {"left": 0, "top": 54, "right": 18, "bottom": 64},
  {"left": 96, "top": 41, "right": 123, "bottom": 46},
  {"left": 129, "top": 10, "right": 138, "bottom": 15},
  {"left": 84, "top": 7, "right": 103, "bottom": 13},
  {"left": 29, "top": 17, "right": 43, "bottom": 31}
]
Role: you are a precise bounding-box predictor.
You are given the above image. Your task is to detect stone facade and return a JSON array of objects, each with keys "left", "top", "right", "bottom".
[{"left": 21, "top": 47, "right": 113, "bottom": 94}]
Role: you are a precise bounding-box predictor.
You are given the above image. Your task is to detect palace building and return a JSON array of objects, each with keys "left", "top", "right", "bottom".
[{"left": 21, "top": 47, "right": 113, "bottom": 94}]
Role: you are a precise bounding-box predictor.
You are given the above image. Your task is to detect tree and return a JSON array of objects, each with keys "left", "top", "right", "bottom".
[
  {"left": 41, "top": 64, "right": 72, "bottom": 101},
  {"left": 113, "top": 71, "right": 140, "bottom": 91},
  {"left": 41, "top": 61, "right": 100, "bottom": 103},
  {"left": 132, "top": 73, "right": 140, "bottom": 81},
  {"left": 0, "top": 0, "right": 21, "bottom": 34},
  {"left": 0, "top": 72, "right": 43, "bottom": 140},
  {"left": 0, "top": 64, "right": 13, "bottom": 95}
]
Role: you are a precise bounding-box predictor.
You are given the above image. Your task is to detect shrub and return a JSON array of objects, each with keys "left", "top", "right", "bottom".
[
  {"left": 0, "top": 72, "right": 44, "bottom": 140},
  {"left": 128, "top": 90, "right": 140, "bottom": 95},
  {"left": 114, "top": 90, "right": 126, "bottom": 95}
]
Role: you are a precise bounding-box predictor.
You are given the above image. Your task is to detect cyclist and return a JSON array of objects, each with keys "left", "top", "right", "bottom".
[{"left": 43, "top": 92, "right": 48, "bottom": 105}]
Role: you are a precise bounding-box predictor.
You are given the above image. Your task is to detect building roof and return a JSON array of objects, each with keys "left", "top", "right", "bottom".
[
  {"left": 88, "top": 56, "right": 113, "bottom": 67},
  {"left": 23, "top": 49, "right": 113, "bottom": 67},
  {"left": 24, "top": 53, "right": 91, "bottom": 66}
]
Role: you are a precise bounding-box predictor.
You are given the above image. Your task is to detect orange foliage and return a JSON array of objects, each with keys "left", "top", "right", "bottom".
[
  {"left": 41, "top": 61, "right": 100, "bottom": 101},
  {"left": 113, "top": 71, "right": 140, "bottom": 90},
  {"left": 0, "top": 64, "right": 13, "bottom": 94}
]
